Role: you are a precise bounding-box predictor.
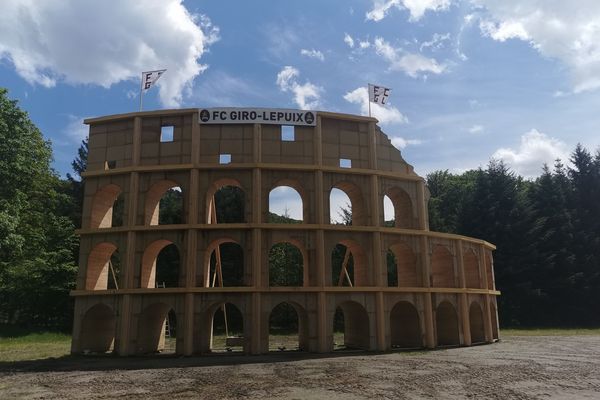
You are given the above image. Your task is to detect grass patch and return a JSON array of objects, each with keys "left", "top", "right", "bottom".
[
  {"left": 502, "top": 328, "right": 600, "bottom": 336},
  {"left": 0, "top": 332, "right": 71, "bottom": 362}
]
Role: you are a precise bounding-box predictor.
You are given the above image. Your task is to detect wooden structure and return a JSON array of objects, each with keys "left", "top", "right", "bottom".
[{"left": 70, "top": 108, "right": 500, "bottom": 355}]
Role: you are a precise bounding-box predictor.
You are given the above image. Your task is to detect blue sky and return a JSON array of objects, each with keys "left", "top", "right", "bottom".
[{"left": 2, "top": 0, "right": 600, "bottom": 188}]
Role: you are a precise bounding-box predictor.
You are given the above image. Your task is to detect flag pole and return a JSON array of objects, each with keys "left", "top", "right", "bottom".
[
  {"left": 367, "top": 83, "right": 372, "bottom": 117},
  {"left": 139, "top": 73, "right": 144, "bottom": 112}
]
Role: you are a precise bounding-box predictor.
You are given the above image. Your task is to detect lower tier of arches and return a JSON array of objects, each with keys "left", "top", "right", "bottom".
[{"left": 71, "top": 292, "right": 500, "bottom": 356}]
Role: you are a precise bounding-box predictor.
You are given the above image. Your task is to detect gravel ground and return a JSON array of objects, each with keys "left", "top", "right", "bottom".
[{"left": 1, "top": 335, "right": 599, "bottom": 399}]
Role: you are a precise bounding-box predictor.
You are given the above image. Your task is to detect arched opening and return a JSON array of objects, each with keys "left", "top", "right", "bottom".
[
  {"left": 269, "top": 241, "right": 305, "bottom": 287},
  {"left": 485, "top": 253, "right": 494, "bottom": 289},
  {"left": 140, "top": 240, "right": 181, "bottom": 288},
  {"left": 145, "top": 180, "right": 183, "bottom": 225},
  {"left": 329, "top": 188, "right": 352, "bottom": 225},
  {"left": 469, "top": 302, "right": 486, "bottom": 344},
  {"left": 86, "top": 242, "right": 120, "bottom": 290},
  {"left": 90, "top": 184, "right": 124, "bottom": 228},
  {"left": 390, "top": 301, "right": 422, "bottom": 349},
  {"left": 204, "top": 240, "right": 245, "bottom": 287},
  {"left": 79, "top": 304, "right": 116, "bottom": 353},
  {"left": 331, "top": 240, "right": 368, "bottom": 287},
  {"left": 491, "top": 303, "right": 499, "bottom": 340},
  {"left": 431, "top": 245, "right": 455, "bottom": 288},
  {"left": 210, "top": 303, "right": 245, "bottom": 353},
  {"left": 333, "top": 301, "right": 370, "bottom": 350},
  {"left": 385, "top": 187, "right": 414, "bottom": 228},
  {"left": 268, "top": 184, "right": 304, "bottom": 222},
  {"left": 269, "top": 302, "right": 308, "bottom": 352},
  {"left": 436, "top": 301, "right": 460, "bottom": 346},
  {"left": 383, "top": 195, "right": 395, "bottom": 226},
  {"left": 389, "top": 241, "right": 418, "bottom": 287},
  {"left": 464, "top": 249, "right": 480, "bottom": 288},
  {"left": 330, "top": 182, "right": 365, "bottom": 225},
  {"left": 136, "top": 303, "right": 177, "bottom": 354},
  {"left": 206, "top": 179, "right": 245, "bottom": 224}
]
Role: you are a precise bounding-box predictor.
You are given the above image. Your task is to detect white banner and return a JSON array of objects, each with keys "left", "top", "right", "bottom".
[
  {"left": 199, "top": 108, "right": 316, "bottom": 126},
  {"left": 368, "top": 83, "right": 391, "bottom": 105},
  {"left": 142, "top": 69, "right": 166, "bottom": 91}
]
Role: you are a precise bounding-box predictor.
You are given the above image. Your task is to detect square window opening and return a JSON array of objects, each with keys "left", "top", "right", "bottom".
[
  {"left": 340, "top": 158, "right": 352, "bottom": 168},
  {"left": 219, "top": 154, "right": 232, "bottom": 164},
  {"left": 160, "top": 126, "right": 174, "bottom": 142},
  {"left": 281, "top": 125, "right": 295, "bottom": 141}
]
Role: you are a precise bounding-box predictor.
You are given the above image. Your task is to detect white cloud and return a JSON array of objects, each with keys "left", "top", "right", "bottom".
[
  {"left": 492, "top": 129, "right": 569, "bottom": 178},
  {"left": 478, "top": 19, "right": 529, "bottom": 42},
  {"left": 420, "top": 33, "right": 451, "bottom": 52},
  {"left": 63, "top": 115, "right": 88, "bottom": 143},
  {"left": 276, "top": 66, "right": 322, "bottom": 109},
  {"left": 391, "top": 136, "right": 423, "bottom": 149},
  {"left": 374, "top": 37, "right": 446, "bottom": 77},
  {"left": 343, "top": 87, "right": 408, "bottom": 125},
  {"left": 473, "top": 1, "right": 600, "bottom": 93},
  {"left": 359, "top": 40, "right": 371, "bottom": 49},
  {"left": 468, "top": 124, "right": 484, "bottom": 134},
  {"left": 0, "top": 0, "right": 218, "bottom": 107},
  {"left": 344, "top": 33, "right": 355, "bottom": 48},
  {"left": 366, "top": 0, "right": 451, "bottom": 22},
  {"left": 300, "top": 49, "right": 325, "bottom": 61}
]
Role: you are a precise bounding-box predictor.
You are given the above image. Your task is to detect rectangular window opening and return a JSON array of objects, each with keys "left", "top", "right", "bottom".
[
  {"left": 160, "top": 125, "right": 174, "bottom": 142},
  {"left": 219, "top": 154, "right": 232, "bottom": 164},
  {"left": 281, "top": 125, "right": 295, "bottom": 141},
  {"left": 105, "top": 160, "right": 117, "bottom": 170},
  {"left": 340, "top": 158, "right": 352, "bottom": 168}
]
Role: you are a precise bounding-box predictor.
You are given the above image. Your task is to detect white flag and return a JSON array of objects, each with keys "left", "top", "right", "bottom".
[
  {"left": 141, "top": 69, "right": 166, "bottom": 91},
  {"left": 368, "top": 83, "right": 391, "bottom": 105}
]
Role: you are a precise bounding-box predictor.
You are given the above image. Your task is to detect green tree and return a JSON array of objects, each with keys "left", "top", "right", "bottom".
[
  {"left": 523, "top": 163, "right": 576, "bottom": 325},
  {"left": 427, "top": 169, "right": 477, "bottom": 233},
  {"left": 568, "top": 145, "right": 600, "bottom": 325},
  {"left": 65, "top": 139, "right": 88, "bottom": 229},
  {"left": 456, "top": 160, "right": 530, "bottom": 326},
  {"left": 0, "top": 88, "right": 77, "bottom": 330}
]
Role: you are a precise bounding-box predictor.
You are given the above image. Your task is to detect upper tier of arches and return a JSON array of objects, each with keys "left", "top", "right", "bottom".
[{"left": 86, "top": 178, "right": 421, "bottom": 230}]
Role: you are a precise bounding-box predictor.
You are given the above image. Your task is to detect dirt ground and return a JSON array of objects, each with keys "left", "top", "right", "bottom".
[{"left": 1, "top": 334, "right": 599, "bottom": 399}]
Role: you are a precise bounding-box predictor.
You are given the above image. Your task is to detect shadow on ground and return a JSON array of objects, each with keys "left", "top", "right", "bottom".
[{"left": 0, "top": 348, "right": 427, "bottom": 373}]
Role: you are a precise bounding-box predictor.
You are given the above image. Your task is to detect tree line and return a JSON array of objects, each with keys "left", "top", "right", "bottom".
[
  {"left": 427, "top": 153, "right": 600, "bottom": 327},
  {"left": 0, "top": 88, "right": 598, "bottom": 331}
]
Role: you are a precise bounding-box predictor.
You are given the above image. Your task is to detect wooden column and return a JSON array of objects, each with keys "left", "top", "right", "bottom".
[
  {"left": 479, "top": 245, "right": 494, "bottom": 343},
  {"left": 182, "top": 112, "right": 200, "bottom": 356},
  {"left": 186, "top": 170, "right": 198, "bottom": 288},
  {"left": 416, "top": 179, "right": 428, "bottom": 231},
  {"left": 251, "top": 292, "right": 262, "bottom": 354},
  {"left": 117, "top": 116, "right": 142, "bottom": 356},
  {"left": 117, "top": 294, "right": 132, "bottom": 355},
  {"left": 420, "top": 236, "right": 435, "bottom": 348},
  {"left": 183, "top": 293, "right": 194, "bottom": 356},
  {"left": 251, "top": 123, "right": 263, "bottom": 353},
  {"left": 456, "top": 241, "right": 471, "bottom": 346},
  {"left": 314, "top": 116, "right": 329, "bottom": 352}
]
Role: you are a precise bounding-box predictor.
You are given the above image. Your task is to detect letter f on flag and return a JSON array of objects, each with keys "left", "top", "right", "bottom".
[
  {"left": 142, "top": 69, "right": 166, "bottom": 91},
  {"left": 368, "top": 83, "right": 391, "bottom": 105},
  {"left": 367, "top": 83, "right": 391, "bottom": 117},
  {"left": 139, "top": 69, "right": 166, "bottom": 111}
]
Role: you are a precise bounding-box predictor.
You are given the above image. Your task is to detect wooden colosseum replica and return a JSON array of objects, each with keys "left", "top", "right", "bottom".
[{"left": 71, "top": 108, "right": 500, "bottom": 356}]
